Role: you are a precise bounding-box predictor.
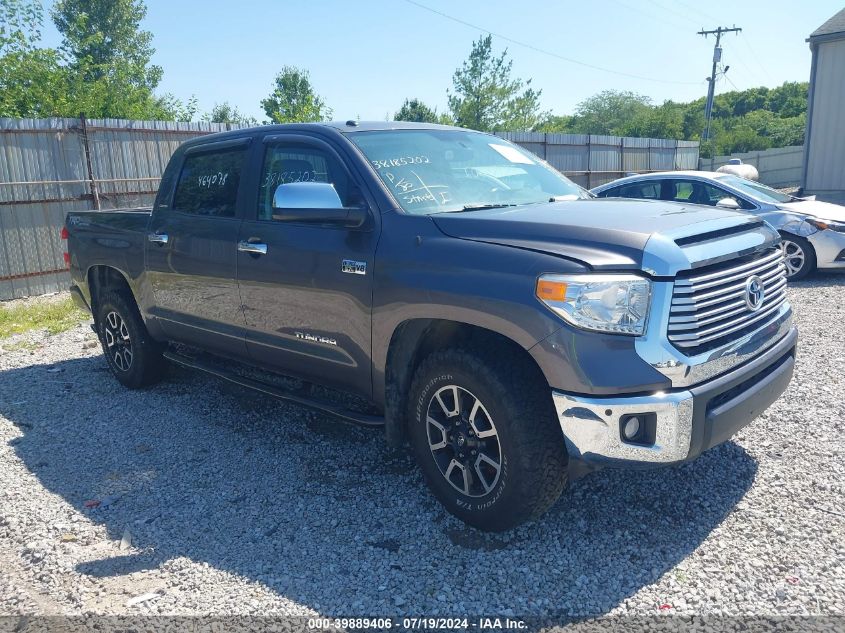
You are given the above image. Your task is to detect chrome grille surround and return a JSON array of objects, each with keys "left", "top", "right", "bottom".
[
  {"left": 635, "top": 219, "right": 793, "bottom": 390},
  {"left": 668, "top": 248, "right": 788, "bottom": 353}
]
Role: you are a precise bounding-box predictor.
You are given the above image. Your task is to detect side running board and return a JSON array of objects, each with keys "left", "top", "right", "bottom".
[{"left": 163, "top": 350, "right": 384, "bottom": 428}]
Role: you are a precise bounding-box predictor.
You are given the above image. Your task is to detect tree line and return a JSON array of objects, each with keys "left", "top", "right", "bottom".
[{"left": 1, "top": 0, "right": 807, "bottom": 158}]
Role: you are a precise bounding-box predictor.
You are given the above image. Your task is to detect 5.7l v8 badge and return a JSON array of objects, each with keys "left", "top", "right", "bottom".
[{"left": 341, "top": 259, "right": 367, "bottom": 275}]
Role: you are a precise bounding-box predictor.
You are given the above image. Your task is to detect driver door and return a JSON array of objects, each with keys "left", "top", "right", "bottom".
[{"left": 236, "top": 134, "right": 379, "bottom": 396}]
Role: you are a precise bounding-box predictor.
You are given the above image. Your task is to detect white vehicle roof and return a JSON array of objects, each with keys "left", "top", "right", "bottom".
[{"left": 591, "top": 171, "right": 725, "bottom": 193}]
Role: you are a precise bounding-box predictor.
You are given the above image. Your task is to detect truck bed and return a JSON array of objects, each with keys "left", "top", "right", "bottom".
[{"left": 65, "top": 208, "right": 153, "bottom": 285}]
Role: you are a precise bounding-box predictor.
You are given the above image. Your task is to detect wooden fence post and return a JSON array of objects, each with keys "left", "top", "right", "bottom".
[{"left": 79, "top": 113, "right": 100, "bottom": 211}]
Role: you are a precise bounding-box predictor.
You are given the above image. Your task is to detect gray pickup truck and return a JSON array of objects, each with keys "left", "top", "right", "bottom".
[{"left": 66, "top": 121, "right": 798, "bottom": 531}]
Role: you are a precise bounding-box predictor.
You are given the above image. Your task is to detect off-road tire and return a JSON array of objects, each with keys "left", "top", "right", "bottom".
[
  {"left": 95, "top": 291, "right": 165, "bottom": 389},
  {"left": 407, "top": 348, "right": 568, "bottom": 531},
  {"left": 779, "top": 232, "right": 816, "bottom": 281}
]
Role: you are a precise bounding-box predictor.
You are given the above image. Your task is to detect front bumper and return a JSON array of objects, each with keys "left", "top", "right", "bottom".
[
  {"left": 808, "top": 228, "right": 845, "bottom": 269},
  {"left": 553, "top": 326, "right": 797, "bottom": 466}
]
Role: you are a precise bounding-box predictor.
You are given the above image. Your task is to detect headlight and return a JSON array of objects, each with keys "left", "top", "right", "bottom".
[
  {"left": 807, "top": 218, "right": 845, "bottom": 233},
  {"left": 536, "top": 274, "right": 651, "bottom": 335}
]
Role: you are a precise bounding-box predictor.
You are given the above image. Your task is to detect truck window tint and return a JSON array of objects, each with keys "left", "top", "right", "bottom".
[
  {"left": 258, "top": 146, "right": 350, "bottom": 220},
  {"left": 172, "top": 148, "right": 246, "bottom": 217}
]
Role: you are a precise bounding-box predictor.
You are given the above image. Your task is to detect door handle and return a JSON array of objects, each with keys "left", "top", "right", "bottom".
[
  {"left": 148, "top": 232, "right": 169, "bottom": 244},
  {"left": 237, "top": 240, "right": 268, "bottom": 255}
]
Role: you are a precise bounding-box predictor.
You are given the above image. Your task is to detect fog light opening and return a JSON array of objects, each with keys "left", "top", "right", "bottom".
[{"left": 619, "top": 413, "right": 657, "bottom": 446}]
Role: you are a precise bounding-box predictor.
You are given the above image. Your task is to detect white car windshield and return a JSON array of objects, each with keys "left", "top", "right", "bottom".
[
  {"left": 348, "top": 129, "right": 589, "bottom": 215},
  {"left": 715, "top": 174, "right": 794, "bottom": 204}
]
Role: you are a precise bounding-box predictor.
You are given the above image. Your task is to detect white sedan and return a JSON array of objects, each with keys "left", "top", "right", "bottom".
[{"left": 592, "top": 171, "right": 845, "bottom": 280}]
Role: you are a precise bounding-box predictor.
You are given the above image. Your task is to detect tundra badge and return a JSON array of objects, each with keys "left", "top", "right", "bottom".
[{"left": 342, "top": 259, "right": 367, "bottom": 275}]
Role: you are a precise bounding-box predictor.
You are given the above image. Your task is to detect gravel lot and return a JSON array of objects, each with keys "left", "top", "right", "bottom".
[{"left": 1, "top": 274, "right": 843, "bottom": 621}]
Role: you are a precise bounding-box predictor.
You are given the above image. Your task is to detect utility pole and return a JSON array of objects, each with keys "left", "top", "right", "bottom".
[{"left": 698, "top": 26, "right": 741, "bottom": 142}]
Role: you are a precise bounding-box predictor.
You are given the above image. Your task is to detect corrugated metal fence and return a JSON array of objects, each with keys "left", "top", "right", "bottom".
[
  {"left": 698, "top": 145, "right": 804, "bottom": 189},
  {"left": 0, "top": 117, "right": 247, "bottom": 300},
  {"left": 496, "top": 132, "right": 701, "bottom": 188},
  {"left": 1, "top": 118, "right": 699, "bottom": 301}
]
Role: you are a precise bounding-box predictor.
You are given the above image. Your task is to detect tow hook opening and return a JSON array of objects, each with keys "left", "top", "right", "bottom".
[{"left": 619, "top": 412, "right": 657, "bottom": 447}]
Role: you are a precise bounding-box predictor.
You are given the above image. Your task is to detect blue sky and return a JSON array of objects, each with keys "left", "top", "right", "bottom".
[{"left": 39, "top": 0, "right": 844, "bottom": 121}]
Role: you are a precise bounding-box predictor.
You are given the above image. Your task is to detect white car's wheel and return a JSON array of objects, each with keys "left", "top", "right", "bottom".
[{"left": 779, "top": 233, "right": 816, "bottom": 281}]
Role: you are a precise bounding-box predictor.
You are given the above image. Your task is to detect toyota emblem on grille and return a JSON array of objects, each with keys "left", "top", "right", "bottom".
[{"left": 744, "top": 275, "right": 765, "bottom": 311}]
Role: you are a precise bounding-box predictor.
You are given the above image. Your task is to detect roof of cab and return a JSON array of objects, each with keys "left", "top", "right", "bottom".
[{"left": 178, "top": 120, "right": 462, "bottom": 150}]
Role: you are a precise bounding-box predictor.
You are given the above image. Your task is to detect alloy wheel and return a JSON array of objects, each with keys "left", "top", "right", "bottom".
[
  {"left": 104, "top": 311, "right": 133, "bottom": 372},
  {"left": 425, "top": 385, "right": 502, "bottom": 498},
  {"left": 780, "top": 240, "right": 806, "bottom": 278}
]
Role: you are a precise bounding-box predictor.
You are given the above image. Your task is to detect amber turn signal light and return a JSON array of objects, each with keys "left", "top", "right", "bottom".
[{"left": 536, "top": 279, "right": 567, "bottom": 302}]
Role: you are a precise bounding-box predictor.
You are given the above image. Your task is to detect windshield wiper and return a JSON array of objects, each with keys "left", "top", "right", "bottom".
[
  {"left": 431, "top": 203, "right": 519, "bottom": 214},
  {"left": 458, "top": 203, "right": 520, "bottom": 212}
]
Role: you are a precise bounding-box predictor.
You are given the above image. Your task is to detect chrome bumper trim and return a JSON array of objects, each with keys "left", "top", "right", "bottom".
[{"left": 553, "top": 390, "right": 693, "bottom": 464}]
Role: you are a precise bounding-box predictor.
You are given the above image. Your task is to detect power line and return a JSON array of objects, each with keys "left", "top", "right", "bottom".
[
  {"left": 645, "top": 0, "right": 701, "bottom": 26},
  {"left": 674, "top": 0, "right": 721, "bottom": 25},
  {"left": 721, "top": 65, "right": 739, "bottom": 91},
  {"left": 739, "top": 32, "right": 774, "bottom": 83},
  {"left": 609, "top": 0, "right": 690, "bottom": 31},
  {"left": 402, "top": 0, "right": 702, "bottom": 86}
]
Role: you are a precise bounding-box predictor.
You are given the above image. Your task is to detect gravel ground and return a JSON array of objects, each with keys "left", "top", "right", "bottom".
[{"left": 1, "top": 275, "right": 844, "bottom": 621}]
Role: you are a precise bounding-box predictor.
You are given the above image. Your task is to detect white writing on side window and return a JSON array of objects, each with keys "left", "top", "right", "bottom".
[{"left": 197, "top": 172, "right": 229, "bottom": 188}]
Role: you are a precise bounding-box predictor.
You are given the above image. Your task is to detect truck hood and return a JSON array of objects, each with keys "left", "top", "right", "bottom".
[
  {"left": 431, "top": 199, "right": 776, "bottom": 273},
  {"left": 778, "top": 199, "right": 845, "bottom": 223}
]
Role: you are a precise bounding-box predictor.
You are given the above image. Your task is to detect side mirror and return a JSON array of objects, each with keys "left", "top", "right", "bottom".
[
  {"left": 273, "top": 182, "right": 343, "bottom": 210},
  {"left": 272, "top": 182, "right": 367, "bottom": 228},
  {"left": 716, "top": 197, "right": 741, "bottom": 210}
]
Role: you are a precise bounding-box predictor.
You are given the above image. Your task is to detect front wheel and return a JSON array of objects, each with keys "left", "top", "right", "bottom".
[
  {"left": 779, "top": 233, "right": 816, "bottom": 280},
  {"left": 407, "top": 348, "right": 568, "bottom": 531}
]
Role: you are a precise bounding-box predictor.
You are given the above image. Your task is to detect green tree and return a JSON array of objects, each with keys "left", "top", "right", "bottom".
[
  {"left": 447, "top": 35, "right": 546, "bottom": 131},
  {"left": 51, "top": 0, "right": 161, "bottom": 89},
  {"left": 203, "top": 102, "right": 258, "bottom": 126},
  {"left": 0, "top": 48, "right": 69, "bottom": 117},
  {"left": 394, "top": 98, "right": 439, "bottom": 123},
  {"left": 261, "top": 66, "right": 331, "bottom": 123},
  {"left": 0, "top": 0, "right": 43, "bottom": 52},
  {"left": 626, "top": 101, "right": 684, "bottom": 139},
  {"left": 1, "top": 0, "right": 194, "bottom": 120},
  {"left": 568, "top": 90, "right": 653, "bottom": 135},
  {"left": 533, "top": 114, "right": 574, "bottom": 133}
]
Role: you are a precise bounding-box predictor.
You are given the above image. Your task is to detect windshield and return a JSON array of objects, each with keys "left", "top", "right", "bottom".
[
  {"left": 715, "top": 174, "right": 794, "bottom": 204},
  {"left": 348, "top": 129, "right": 589, "bottom": 214}
]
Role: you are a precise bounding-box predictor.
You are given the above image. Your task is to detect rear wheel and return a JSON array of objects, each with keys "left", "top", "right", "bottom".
[
  {"left": 407, "top": 348, "right": 568, "bottom": 531},
  {"left": 779, "top": 233, "right": 816, "bottom": 280},
  {"left": 95, "top": 291, "right": 165, "bottom": 389}
]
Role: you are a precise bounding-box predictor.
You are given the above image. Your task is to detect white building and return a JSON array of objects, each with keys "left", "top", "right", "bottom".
[{"left": 802, "top": 7, "right": 845, "bottom": 201}]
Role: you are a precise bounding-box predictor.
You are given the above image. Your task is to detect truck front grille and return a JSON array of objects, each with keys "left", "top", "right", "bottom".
[{"left": 668, "top": 248, "right": 787, "bottom": 354}]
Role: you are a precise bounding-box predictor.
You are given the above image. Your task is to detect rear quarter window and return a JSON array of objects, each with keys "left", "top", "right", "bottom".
[{"left": 172, "top": 148, "right": 246, "bottom": 217}]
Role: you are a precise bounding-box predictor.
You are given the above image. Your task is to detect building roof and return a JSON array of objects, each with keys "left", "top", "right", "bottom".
[{"left": 809, "top": 7, "right": 845, "bottom": 41}]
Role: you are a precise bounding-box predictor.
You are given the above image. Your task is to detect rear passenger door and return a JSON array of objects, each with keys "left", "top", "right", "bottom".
[
  {"left": 236, "top": 134, "right": 379, "bottom": 396},
  {"left": 145, "top": 138, "right": 250, "bottom": 357}
]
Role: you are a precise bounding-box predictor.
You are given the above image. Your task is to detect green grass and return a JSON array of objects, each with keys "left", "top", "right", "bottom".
[{"left": 0, "top": 296, "right": 88, "bottom": 339}]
